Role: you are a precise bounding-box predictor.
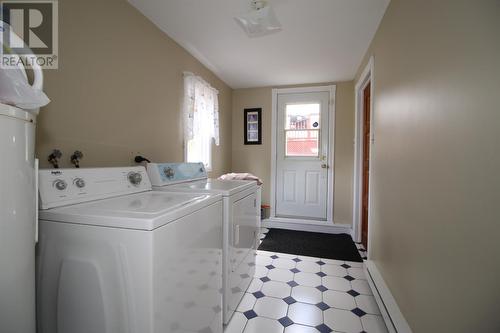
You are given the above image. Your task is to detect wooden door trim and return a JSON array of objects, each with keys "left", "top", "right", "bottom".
[
  {"left": 353, "top": 56, "right": 375, "bottom": 257},
  {"left": 361, "top": 83, "right": 371, "bottom": 248},
  {"left": 270, "top": 85, "right": 336, "bottom": 225}
]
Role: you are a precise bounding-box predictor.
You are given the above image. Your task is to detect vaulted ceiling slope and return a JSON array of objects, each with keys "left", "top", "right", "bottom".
[{"left": 128, "top": 0, "right": 390, "bottom": 89}]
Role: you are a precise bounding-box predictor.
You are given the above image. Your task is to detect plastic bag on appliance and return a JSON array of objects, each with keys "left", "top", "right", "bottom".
[
  {"left": 0, "top": 20, "right": 50, "bottom": 111},
  {"left": 0, "top": 66, "right": 50, "bottom": 110}
]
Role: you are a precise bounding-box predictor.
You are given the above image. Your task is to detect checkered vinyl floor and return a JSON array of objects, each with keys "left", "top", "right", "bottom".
[{"left": 224, "top": 228, "right": 387, "bottom": 333}]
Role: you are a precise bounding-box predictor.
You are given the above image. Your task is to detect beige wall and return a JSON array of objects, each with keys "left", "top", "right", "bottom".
[
  {"left": 231, "top": 88, "right": 271, "bottom": 202},
  {"left": 355, "top": 0, "right": 500, "bottom": 331},
  {"left": 36, "top": 0, "right": 232, "bottom": 177},
  {"left": 232, "top": 82, "right": 354, "bottom": 225}
]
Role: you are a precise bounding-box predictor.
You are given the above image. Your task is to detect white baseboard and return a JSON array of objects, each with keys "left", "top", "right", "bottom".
[
  {"left": 364, "top": 260, "right": 413, "bottom": 333},
  {"left": 262, "top": 217, "right": 352, "bottom": 235}
]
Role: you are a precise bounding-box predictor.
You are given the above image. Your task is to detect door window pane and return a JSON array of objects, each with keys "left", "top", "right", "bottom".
[
  {"left": 285, "top": 103, "right": 320, "bottom": 157},
  {"left": 286, "top": 130, "right": 319, "bottom": 157},
  {"left": 285, "top": 103, "right": 320, "bottom": 130}
]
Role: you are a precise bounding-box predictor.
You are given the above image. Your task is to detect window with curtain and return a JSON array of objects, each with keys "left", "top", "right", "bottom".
[{"left": 183, "top": 72, "right": 220, "bottom": 171}]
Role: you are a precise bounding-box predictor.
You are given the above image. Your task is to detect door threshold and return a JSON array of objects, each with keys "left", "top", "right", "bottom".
[{"left": 262, "top": 217, "right": 352, "bottom": 235}]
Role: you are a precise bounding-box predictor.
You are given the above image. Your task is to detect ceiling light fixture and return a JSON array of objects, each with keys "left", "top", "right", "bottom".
[{"left": 234, "top": 0, "right": 282, "bottom": 38}]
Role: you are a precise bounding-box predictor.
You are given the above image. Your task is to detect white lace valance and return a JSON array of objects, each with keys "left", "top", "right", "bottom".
[{"left": 183, "top": 72, "right": 220, "bottom": 146}]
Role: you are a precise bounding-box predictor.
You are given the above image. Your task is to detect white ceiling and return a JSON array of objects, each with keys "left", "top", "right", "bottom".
[{"left": 128, "top": 0, "right": 390, "bottom": 89}]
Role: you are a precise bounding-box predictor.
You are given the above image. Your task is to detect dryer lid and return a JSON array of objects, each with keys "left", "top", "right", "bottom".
[{"left": 155, "top": 178, "right": 256, "bottom": 196}]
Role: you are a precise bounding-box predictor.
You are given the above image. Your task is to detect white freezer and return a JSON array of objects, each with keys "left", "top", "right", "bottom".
[
  {"left": 0, "top": 104, "right": 37, "bottom": 333},
  {"left": 0, "top": 23, "right": 46, "bottom": 333}
]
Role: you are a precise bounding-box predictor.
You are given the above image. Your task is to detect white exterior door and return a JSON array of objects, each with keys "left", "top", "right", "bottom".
[{"left": 275, "top": 90, "right": 332, "bottom": 220}]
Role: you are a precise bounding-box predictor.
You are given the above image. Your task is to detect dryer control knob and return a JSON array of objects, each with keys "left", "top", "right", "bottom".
[
  {"left": 163, "top": 167, "right": 175, "bottom": 179},
  {"left": 53, "top": 179, "right": 67, "bottom": 191},
  {"left": 128, "top": 172, "right": 142, "bottom": 186}
]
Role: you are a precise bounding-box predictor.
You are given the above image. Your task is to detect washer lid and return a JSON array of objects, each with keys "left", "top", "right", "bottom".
[
  {"left": 39, "top": 191, "right": 221, "bottom": 230},
  {"left": 154, "top": 178, "right": 256, "bottom": 196}
]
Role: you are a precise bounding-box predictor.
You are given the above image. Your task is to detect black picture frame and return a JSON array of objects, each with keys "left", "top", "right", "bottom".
[{"left": 244, "top": 108, "right": 262, "bottom": 145}]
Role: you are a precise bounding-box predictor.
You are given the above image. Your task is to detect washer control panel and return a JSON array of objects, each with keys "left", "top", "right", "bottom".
[{"left": 39, "top": 166, "right": 151, "bottom": 209}]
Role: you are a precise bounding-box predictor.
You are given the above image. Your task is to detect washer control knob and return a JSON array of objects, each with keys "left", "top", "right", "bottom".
[
  {"left": 74, "top": 178, "right": 85, "bottom": 188},
  {"left": 128, "top": 172, "right": 142, "bottom": 186},
  {"left": 53, "top": 179, "right": 67, "bottom": 191}
]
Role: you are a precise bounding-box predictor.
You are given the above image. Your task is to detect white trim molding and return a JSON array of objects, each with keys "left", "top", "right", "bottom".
[
  {"left": 270, "top": 85, "right": 337, "bottom": 231},
  {"left": 352, "top": 56, "right": 375, "bottom": 249},
  {"left": 364, "top": 260, "right": 413, "bottom": 333},
  {"left": 262, "top": 218, "right": 351, "bottom": 235},
  {"left": 270, "top": 89, "right": 278, "bottom": 219}
]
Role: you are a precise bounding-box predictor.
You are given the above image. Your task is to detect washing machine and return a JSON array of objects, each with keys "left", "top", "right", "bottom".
[
  {"left": 146, "top": 163, "right": 260, "bottom": 324},
  {"left": 36, "top": 166, "right": 223, "bottom": 333}
]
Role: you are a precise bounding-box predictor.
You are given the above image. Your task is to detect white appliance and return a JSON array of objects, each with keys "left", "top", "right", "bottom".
[
  {"left": 36, "top": 167, "right": 224, "bottom": 333},
  {"left": 0, "top": 29, "right": 46, "bottom": 333},
  {"left": 0, "top": 103, "right": 37, "bottom": 333},
  {"left": 146, "top": 163, "right": 261, "bottom": 324}
]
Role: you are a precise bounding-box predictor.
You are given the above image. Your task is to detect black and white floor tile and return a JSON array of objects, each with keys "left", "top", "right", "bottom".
[{"left": 224, "top": 228, "right": 387, "bottom": 333}]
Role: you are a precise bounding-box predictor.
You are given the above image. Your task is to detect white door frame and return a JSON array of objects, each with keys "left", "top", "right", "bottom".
[
  {"left": 352, "top": 56, "right": 375, "bottom": 253},
  {"left": 270, "top": 85, "right": 336, "bottom": 225}
]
